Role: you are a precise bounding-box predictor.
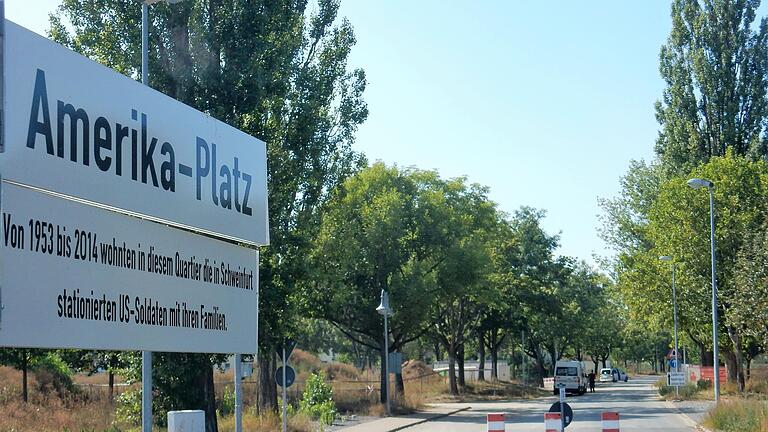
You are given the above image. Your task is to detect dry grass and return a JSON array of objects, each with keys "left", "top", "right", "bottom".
[
  {"left": 0, "top": 366, "right": 125, "bottom": 432},
  {"left": 216, "top": 409, "right": 316, "bottom": 432},
  {"left": 324, "top": 362, "right": 361, "bottom": 381},
  {"left": 704, "top": 400, "right": 768, "bottom": 432}
]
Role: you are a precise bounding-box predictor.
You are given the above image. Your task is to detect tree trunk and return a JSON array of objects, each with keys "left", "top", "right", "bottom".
[
  {"left": 201, "top": 366, "right": 218, "bottom": 432},
  {"left": 107, "top": 353, "right": 118, "bottom": 402},
  {"left": 727, "top": 326, "right": 746, "bottom": 391},
  {"left": 592, "top": 358, "right": 599, "bottom": 374},
  {"left": 700, "top": 342, "right": 712, "bottom": 367},
  {"left": 457, "top": 344, "right": 466, "bottom": 388},
  {"left": 491, "top": 347, "right": 499, "bottom": 381},
  {"left": 724, "top": 351, "right": 737, "bottom": 385},
  {"left": 434, "top": 342, "right": 443, "bottom": 362},
  {"left": 478, "top": 334, "right": 486, "bottom": 381},
  {"left": 448, "top": 341, "right": 458, "bottom": 395},
  {"left": 489, "top": 330, "right": 499, "bottom": 380},
  {"left": 257, "top": 351, "right": 278, "bottom": 414},
  {"left": 747, "top": 358, "right": 752, "bottom": 381},
  {"left": 535, "top": 356, "right": 547, "bottom": 386},
  {"left": 395, "top": 372, "right": 405, "bottom": 397},
  {"left": 108, "top": 370, "right": 115, "bottom": 402},
  {"left": 548, "top": 346, "right": 558, "bottom": 374},
  {"left": 22, "top": 353, "right": 28, "bottom": 403}
]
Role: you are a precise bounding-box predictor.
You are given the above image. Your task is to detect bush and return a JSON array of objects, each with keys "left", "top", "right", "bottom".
[
  {"left": 32, "top": 352, "right": 76, "bottom": 398},
  {"left": 218, "top": 386, "right": 236, "bottom": 417},
  {"left": 697, "top": 379, "right": 712, "bottom": 391},
  {"left": 655, "top": 378, "right": 698, "bottom": 399},
  {"left": 299, "top": 372, "right": 337, "bottom": 427},
  {"left": 115, "top": 389, "right": 142, "bottom": 426}
]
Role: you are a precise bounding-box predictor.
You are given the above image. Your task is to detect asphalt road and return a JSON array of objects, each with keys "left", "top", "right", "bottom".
[{"left": 402, "top": 375, "right": 697, "bottom": 431}]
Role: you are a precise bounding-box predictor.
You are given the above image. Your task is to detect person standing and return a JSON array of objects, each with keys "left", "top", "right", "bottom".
[{"left": 588, "top": 371, "right": 596, "bottom": 393}]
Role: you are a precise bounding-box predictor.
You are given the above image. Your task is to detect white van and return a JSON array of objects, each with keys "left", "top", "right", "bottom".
[{"left": 553, "top": 360, "right": 586, "bottom": 395}]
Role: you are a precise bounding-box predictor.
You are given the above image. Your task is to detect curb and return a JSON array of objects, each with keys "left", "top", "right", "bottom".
[
  {"left": 664, "top": 400, "right": 714, "bottom": 432},
  {"left": 387, "top": 406, "right": 472, "bottom": 432}
]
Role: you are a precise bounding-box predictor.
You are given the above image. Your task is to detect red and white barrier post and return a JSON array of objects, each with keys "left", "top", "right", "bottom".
[
  {"left": 544, "top": 412, "right": 561, "bottom": 432},
  {"left": 602, "top": 411, "right": 620, "bottom": 432},
  {"left": 486, "top": 413, "right": 504, "bottom": 432}
]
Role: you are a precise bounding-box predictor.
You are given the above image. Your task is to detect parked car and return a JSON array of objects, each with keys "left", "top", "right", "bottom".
[
  {"left": 615, "top": 368, "right": 629, "bottom": 382},
  {"left": 599, "top": 368, "right": 614, "bottom": 382}
]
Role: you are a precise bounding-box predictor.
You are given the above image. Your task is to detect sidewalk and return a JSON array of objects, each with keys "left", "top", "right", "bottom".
[
  {"left": 667, "top": 399, "right": 716, "bottom": 431},
  {"left": 335, "top": 405, "right": 471, "bottom": 432}
]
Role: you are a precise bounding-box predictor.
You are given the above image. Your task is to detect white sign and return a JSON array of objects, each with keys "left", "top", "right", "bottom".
[
  {"left": 667, "top": 371, "right": 686, "bottom": 386},
  {"left": 0, "top": 183, "right": 258, "bottom": 353},
  {"left": 3, "top": 20, "right": 268, "bottom": 246}
]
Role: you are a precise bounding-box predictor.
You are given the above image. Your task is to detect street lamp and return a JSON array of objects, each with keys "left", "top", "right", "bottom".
[
  {"left": 687, "top": 177, "right": 720, "bottom": 402},
  {"left": 139, "top": 3, "right": 184, "bottom": 431},
  {"left": 659, "top": 255, "right": 680, "bottom": 397},
  {"left": 376, "top": 290, "right": 393, "bottom": 416}
]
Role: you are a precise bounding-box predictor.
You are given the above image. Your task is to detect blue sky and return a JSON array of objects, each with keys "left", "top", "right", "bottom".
[{"left": 9, "top": 1, "right": 709, "bottom": 265}]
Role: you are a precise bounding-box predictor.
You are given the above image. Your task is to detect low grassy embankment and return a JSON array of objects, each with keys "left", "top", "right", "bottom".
[
  {"left": 0, "top": 352, "right": 548, "bottom": 431},
  {"left": 655, "top": 367, "right": 768, "bottom": 432},
  {"left": 703, "top": 400, "right": 768, "bottom": 432}
]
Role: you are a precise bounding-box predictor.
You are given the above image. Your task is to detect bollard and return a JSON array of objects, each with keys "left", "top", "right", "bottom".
[
  {"left": 486, "top": 412, "right": 505, "bottom": 432},
  {"left": 544, "top": 412, "right": 562, "bottom": 432},
  {"left": 168, "top": 410, "right": 205, "bottom": 432},
  {"left": 602, "top": 411, "right": 620, "bottom": 432}
]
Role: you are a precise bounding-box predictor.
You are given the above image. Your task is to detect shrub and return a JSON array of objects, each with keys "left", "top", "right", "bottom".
[
  {"left": 115, "top": 389, "right": 142, "bottom": 426},
  {"left": 218, "top": 386, "right": 236, "bottom": 417},
  {"left": 32, "top": 352, "right": 76, "bottom": 398},
  {"left": 697, "top": 379, "right": 712, "bottom": 391},
  {"left": 299, "top": 372, "right": 337, "bottom": 426},
  {"left": 655, "top": 378, "right": 698, "bottom": 399}
]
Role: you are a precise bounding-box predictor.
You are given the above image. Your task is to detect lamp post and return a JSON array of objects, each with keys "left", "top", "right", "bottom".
[
  {"left": 138, "top": 3, "right": 184, "bottom": 431},
  {"left": 376, "top": 290, "right": 393, "bottom": 416},
  {"left": 659, "top": 255, "right": 679, "bottom": 397},
  {"left": 687, "top": 177, "right": 720, "bottom": 402}
]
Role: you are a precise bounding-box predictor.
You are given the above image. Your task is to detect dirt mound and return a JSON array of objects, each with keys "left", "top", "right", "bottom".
[
  {"left": 403, "top": 360, "right": 433, "bottom": 379},
  {"left": 291, "top": 349, "right": 322, "bottom": 373},
  {"left": 324, "top": 362, "right": 361, "bottom": 381}
]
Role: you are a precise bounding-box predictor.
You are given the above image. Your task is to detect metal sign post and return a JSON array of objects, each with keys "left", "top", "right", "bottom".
[
  {"left": 234, "top": 354, "right": 242, "bottom": 432},
  {"left": 559, "top": 386, "right": 565, "bottom": 430},
  {"left": 282, "top": 346, "right": 287, "bottom": 432},
  {"left": 140, "top": 4, "right": 152, "bottom": 431}
]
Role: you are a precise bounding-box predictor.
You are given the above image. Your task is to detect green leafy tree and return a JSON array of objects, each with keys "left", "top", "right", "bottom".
[
  {"left": 733, "top": 224, "right": 768, "bottom": 368},
  {"left": 647, "top": 154, "right": 768, "bottom": 389},
  {"left": 304, "top": 163, "right": 441, "bottom": 404},
  {"left": 428, "top": 178, "right": 497, "bottom": 395},
  {"left": 0, "top": 349, "right": 47, "bottom": 402},
  {"left": 655, "top": 0, "right": 768, "bottom": 174},
  {"left": 49, "top": 0, "right": 367, "bottom": 426},
  {"left": 492, "top": 208, "right": 570, "bottom": 384}
]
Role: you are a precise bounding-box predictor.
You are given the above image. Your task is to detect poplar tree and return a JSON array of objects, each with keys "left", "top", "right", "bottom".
[
  {"left": 48, "top": 0, "right": 366, "bottom": 429},
  {"left": 655, "top": 0, "right": 768, "bottom": 173}
]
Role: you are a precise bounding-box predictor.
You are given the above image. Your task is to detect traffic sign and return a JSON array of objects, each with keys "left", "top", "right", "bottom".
[
  {"left": 667, "top": 371, "right": 685, "bottom": 386},
  {"left": 275, "top": 365, "right": 296, "bottom": 388},
  {"left": 669, "top": 358, "right": 678, "bottom": 369},
  {"left": 548, "top": 402, "right": 573, "bottom": 428}
]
